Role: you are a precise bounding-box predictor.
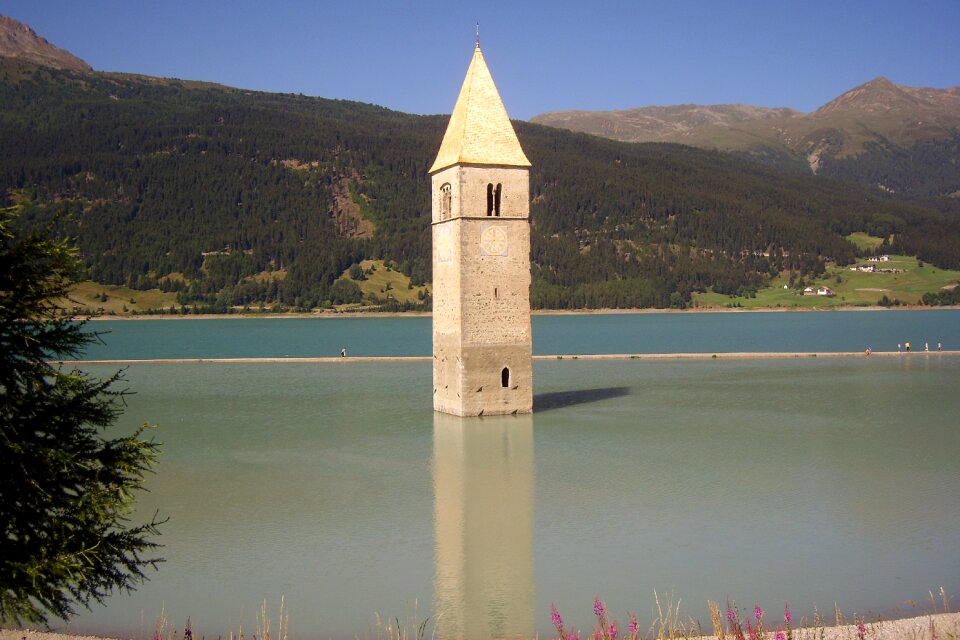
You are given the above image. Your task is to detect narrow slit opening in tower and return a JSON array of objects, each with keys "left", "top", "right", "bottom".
[
  {"left": 494, "top": 183, "right": 502, "bottom": 216},
  {"left": 501, "top": 367, "right": 510, "bottom": 388},
  {"left": 486, "top": 183, "right": 493, "bottom": 216}
]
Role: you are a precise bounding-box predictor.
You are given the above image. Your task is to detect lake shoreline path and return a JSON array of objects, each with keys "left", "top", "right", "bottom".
[{"left": 60, "top": 351, "right": 959, "bottom": 365}]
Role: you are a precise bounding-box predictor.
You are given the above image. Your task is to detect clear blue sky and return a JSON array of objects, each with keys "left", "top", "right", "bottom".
[{"left": 2, "top": 0, "right": 958, "bottom": 119}]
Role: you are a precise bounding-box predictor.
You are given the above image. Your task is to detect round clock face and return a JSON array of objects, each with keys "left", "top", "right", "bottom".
[{"left": 480, "top": 226, "right": 508, "bottom": 256}]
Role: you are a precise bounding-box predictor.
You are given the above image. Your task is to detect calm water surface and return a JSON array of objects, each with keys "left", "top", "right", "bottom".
[
  {"left": 80, "top": 309, "right": 960, "bottom": 359},
  {"left": 70, "top": 344, "right": 960, "bottom": 639}
]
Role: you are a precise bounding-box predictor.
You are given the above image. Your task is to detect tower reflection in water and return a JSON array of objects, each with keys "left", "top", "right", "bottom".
[{"left": 432, "top": 413, "right": 534, "bottom": 639}]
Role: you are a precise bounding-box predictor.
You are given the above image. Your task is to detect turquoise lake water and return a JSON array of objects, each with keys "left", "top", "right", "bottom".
[
  {"left": 80, "top": 309, "right": 959, "bottom": 359},
  {"left": 65, "top": 312, "right": 960, "bottom": 640}
]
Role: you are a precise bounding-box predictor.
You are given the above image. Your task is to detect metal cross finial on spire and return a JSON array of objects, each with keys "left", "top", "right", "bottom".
[{"left": 476, "top": 23, "right": 480, "bottom": 48}]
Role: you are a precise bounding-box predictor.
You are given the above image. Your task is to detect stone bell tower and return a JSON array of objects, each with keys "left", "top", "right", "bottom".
[{"left": 430, "top": 40, "right": 533, "bottom": 417}]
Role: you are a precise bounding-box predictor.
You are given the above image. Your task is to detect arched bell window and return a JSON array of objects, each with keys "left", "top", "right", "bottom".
[
  {"left": 440, "top": 183, "right": 452, "bottom": 219},
  {"left": 486, "top": 183, "right": 503, "bottom": 216},
  {"left": 501, "top": 367, "right": 510, "bottom": 388}
]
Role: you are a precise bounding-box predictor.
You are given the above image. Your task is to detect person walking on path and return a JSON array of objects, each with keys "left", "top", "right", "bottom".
[
  {"left": 340, "top": 347, "right": 347, "bottom": 357},
  {"left": 906, "top": 341, "right": 911, "bottom": 352}
]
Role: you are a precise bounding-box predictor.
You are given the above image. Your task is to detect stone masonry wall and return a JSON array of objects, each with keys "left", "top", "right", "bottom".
[{"left": 431, "top": 164, "right": 532, "bottom": 415}]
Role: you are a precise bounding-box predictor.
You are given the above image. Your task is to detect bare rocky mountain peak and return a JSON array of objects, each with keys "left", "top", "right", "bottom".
[
  {"left": 531, "top": 77, "right": 960, "bottom": 168},
  {"left": 0, "top": 14, "right": 92, "bottom": 73},
  {"left": 815, "top": 76, "right": 960, "bottom": 116}
]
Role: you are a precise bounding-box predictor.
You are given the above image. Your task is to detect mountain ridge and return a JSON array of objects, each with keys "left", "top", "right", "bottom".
[
  {"left": 0, "top": 15, "right": 91, "bottom": 73},
  {"left": 4, "top": 11, "right": 955, "bottom": 193},
  {"left": 815, "top": 76, "right": 960, "bottom": 115},
  {"left": 532, "top": 76, "right": 960, "bottom": 181},
  {"left": 534, "top": 103, "right": 803, "bottom": 144}
]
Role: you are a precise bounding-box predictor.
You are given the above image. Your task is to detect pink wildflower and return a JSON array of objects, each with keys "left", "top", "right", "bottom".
[
  {"left": 551, "top": 604, "right": 564, "bottom": 631},
  {"left": 746, "top": 618, "right": 757, "bottom": 640},
  {"left": 607, "top": 622, "right": 618, "bottom": 639},
  {"left": 856, "top": 616, "right": 866, "bottom": 640},
  {"left": 784, "top": 603, "right": 792, "bottom": 625},
  {"left": 755, "top": 604, "right": 763, "bottom": 622},
  {"left": 627, "top": 613, "right": 639, "bottom": 638},
  {"left": 776, "top": 630, "right": 786, "bottom": 640},
  {"left": 594, "top": 597, "right": 605, "bottom": 617}
]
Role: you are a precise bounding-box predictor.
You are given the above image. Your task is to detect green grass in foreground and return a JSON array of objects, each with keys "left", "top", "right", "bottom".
[{"left": 695, "top": 255, "right": 960, "bottom": 309}]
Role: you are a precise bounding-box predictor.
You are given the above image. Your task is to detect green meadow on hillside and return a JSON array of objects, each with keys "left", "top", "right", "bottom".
[
  {"left": 695, "top": 255, "right": 960, "bottom": 308},
  {"left": 66, "top": 259, "right": 432, "bottom": 315},
  {"left": 845, "top": 232, "right": 886, "bottom": 252},
  {"left": 69, "top": 281, "right": 178, "bottom": 315},
  {"left": 68, "top": 253, "right": 958, "bottom": 314},
  {"left": 332, "top": 259, "right": 431, "bottom": 311}
]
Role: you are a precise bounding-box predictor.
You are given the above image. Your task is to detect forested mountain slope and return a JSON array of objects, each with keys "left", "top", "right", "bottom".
[{"left": 2, "top": 58, "right": 958, "bottom": 310}]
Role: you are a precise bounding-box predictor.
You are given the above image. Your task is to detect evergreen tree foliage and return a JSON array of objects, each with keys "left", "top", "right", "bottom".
[
  {"left": 328, "top": 277, "right": 363, "bottom": 304},
  {"left": 820, "top": 133, "right": 960, "bottom": 199},
  {"left": 0, "top": 208, "right": 163, "bottom": 625}
]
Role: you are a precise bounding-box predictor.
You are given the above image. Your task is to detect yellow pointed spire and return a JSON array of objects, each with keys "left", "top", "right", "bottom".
[{"left": 429, "top": 44, "right": 531, "bottom": 174}]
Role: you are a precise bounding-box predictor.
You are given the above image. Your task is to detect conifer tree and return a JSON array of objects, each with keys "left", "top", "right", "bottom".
[{"left": 0, "top": 209, "right": 163, "bottom": 625}]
